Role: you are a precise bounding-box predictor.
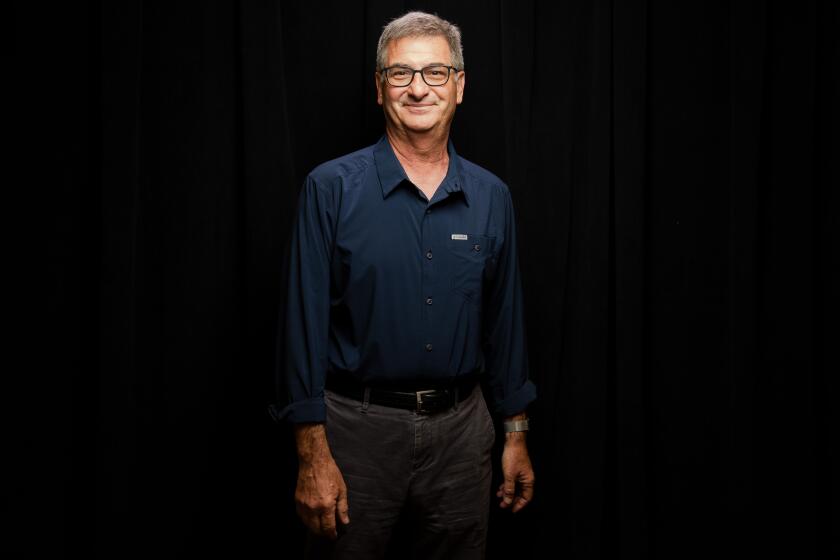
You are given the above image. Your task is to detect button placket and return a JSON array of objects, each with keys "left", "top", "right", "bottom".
[{"left": 420, "top": 202, "right": 436, "bottom": 364}]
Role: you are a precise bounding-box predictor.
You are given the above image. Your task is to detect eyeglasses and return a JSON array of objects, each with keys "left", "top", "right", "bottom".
[{"left": 379, "top": 65, "right": 460, "bottom": 87}]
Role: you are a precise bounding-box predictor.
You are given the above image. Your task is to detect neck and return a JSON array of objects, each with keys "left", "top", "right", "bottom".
[{"left": 385, "top": 125, "right": 449, "bottom": 169}]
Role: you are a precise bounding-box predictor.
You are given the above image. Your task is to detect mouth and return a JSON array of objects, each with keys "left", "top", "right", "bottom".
[{"left": 404, "top": 104, "right": 435, "bottom": 113}]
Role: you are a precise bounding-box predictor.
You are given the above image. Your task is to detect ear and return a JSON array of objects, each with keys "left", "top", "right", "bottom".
[
  {"left": 455, "top": 70, "right": 465, "bottom": 104},
  {"left": 375, "top": 73, "right": 384, "bottom": 105}
]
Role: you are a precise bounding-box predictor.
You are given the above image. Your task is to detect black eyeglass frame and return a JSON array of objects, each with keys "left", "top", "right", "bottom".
[{"left": 378, "top": 65, "right": 461, "bottom": 87}]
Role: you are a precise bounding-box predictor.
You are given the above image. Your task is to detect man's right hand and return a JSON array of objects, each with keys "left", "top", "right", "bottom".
[{"left": 293, "top": 423, "right": 351, "bottom": 540}]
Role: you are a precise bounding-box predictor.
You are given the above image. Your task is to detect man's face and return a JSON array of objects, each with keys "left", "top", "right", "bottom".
[{"left": 376, "top": 35, "right": 465, "bottom": 135}]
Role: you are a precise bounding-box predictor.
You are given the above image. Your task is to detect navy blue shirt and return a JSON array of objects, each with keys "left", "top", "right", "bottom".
[{"left": 269, "top": 134, "right": 537, "bottom": 424}]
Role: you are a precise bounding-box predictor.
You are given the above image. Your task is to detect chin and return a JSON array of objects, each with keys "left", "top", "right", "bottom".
[
  {"left": 401, "top": 115, "right": 438, "bottom": 130},
  {"left": 404, "top": 123, "right": 437, "bottom": 133}
]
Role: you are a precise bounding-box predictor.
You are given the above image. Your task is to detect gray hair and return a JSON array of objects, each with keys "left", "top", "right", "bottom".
[{"left": 376, "top": 11, "right": 464, "bottom": 73}]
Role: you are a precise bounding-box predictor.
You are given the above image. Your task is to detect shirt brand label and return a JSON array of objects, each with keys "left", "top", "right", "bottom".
[{"left": 451, "top": 233, "right": 468, "bottom": 240}]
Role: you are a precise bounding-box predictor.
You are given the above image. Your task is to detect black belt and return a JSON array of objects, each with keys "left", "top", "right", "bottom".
[{"left": 325, "top": 373, "right": 479, "bottom": 414}]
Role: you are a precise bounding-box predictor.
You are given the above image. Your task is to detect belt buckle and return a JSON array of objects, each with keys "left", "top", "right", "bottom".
[{"left": 415, "top": 389, "right": 438, "bottom": 414}]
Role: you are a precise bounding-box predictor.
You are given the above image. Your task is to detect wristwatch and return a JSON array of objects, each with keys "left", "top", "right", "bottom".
[{"left": 503, "top": 418, "right": 530, "bottom": 433}]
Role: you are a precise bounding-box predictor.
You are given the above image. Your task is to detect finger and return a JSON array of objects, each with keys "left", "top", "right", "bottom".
[
  {"left": 320, "top": 507, "right": 337, "bottom": 540},
  {"left": 501, "top": 474, "right": 516, "bottom": 507},
  {"left": 512, "top": 476, "right": 534, "bottom": 513},
  {"left": 336, "top": 483, "right": 351, "bottom": 525},
  {"left": 521, "top": 478, "right": 535, "bottom": 504},
  {"left": 511, "top": 495, "right": 530, "bottom": 513},
  {"left": 297, "top": 503, "right": 320, "bottom": 535},
  {"left": 310, "top": 516, "right": 324, "bottom": 536},
  {"left": 497, "top": 480, "right": 509, "bottom": 502}
]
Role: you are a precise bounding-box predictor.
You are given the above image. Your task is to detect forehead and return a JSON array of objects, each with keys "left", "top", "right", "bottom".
[{"left": 384, "top": 35, "right": 452, "bottom": 67}]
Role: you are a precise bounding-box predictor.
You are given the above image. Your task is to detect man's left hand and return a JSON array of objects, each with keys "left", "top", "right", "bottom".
[{"left": 496, "top": 435, "right": 534, "bottom": 513}]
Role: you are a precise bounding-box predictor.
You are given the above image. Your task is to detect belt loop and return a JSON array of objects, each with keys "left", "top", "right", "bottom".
[
  {"left": 361, "top": 386, "right": 371, "bottom": 412},
  {"left": 453, "top": 385, "right": 460, "bottom": 411}
]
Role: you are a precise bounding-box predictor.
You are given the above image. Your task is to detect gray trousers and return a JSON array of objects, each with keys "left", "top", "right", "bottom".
[{"left": 304, "top": 382, "right": 496, "bottom": 559}]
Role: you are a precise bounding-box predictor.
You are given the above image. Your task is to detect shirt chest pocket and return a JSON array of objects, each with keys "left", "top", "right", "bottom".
[{"left": 446, "top": 234, "right": 496, "bottom": 304}]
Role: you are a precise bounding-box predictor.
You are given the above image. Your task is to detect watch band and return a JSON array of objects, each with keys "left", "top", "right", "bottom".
[{"left": 503, "top": 418, "right": 530, "bottom": 433}]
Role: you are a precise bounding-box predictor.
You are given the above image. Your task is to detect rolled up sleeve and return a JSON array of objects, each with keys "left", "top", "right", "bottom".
[
  {"left": 267, "top": 174, "right": 336, "bottom": 425},
  {"left": 481, "top": 186, "right": 537, "bottom": 417}
]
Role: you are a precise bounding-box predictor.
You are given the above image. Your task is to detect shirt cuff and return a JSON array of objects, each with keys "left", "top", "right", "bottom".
[
  {"left": 267, "top": 396, "right": 326, "bottom": 424},
  {"left": 491, "top": 379, "right": 537, "bottom": 417}
]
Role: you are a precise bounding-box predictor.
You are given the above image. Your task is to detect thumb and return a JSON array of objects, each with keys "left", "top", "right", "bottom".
[
  {"left": 336, "top": 482, "right": 350, "bottom": 525},
  {"left": 502, "top": 472, "right": 516, "bottom": 506}
]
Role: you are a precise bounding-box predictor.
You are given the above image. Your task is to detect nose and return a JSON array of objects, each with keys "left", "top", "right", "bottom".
[{"left": 407, "top": 70, "right": 430, "bottom": 97}]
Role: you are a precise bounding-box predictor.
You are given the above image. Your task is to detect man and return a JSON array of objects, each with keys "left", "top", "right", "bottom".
[{"left": 269, "top": 11, "right": 536, "bottom": 559}]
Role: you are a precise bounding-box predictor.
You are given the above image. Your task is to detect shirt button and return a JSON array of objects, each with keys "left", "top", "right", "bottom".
[
  {"left": 425, "top": 343, "right": 433, "bottom": 351},
  {"left": 426, "top": 297, "right": 433, "bottom": 305},
  {"left": 425, "top": 250, "right": 433, "bottom": 259},
  {"left": 473, "top": 244, "right": 481, "bottom": 252},
  {"left": 425, "top": 208, "right": 431, "bottom": 214}
]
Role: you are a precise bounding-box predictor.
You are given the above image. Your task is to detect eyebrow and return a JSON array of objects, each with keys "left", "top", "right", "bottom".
[{"left": 389, "top": 62, "right": 449, "bottom": 68}]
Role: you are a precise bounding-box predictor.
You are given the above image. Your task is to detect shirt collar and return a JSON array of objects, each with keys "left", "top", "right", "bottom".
[{"left": 373, "top": 133, "right": 469, "bottom": 206}]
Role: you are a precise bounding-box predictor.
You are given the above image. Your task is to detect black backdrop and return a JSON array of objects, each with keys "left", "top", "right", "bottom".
[{"left": 29, "top": 0, "right": 838, "bottom": 558}]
